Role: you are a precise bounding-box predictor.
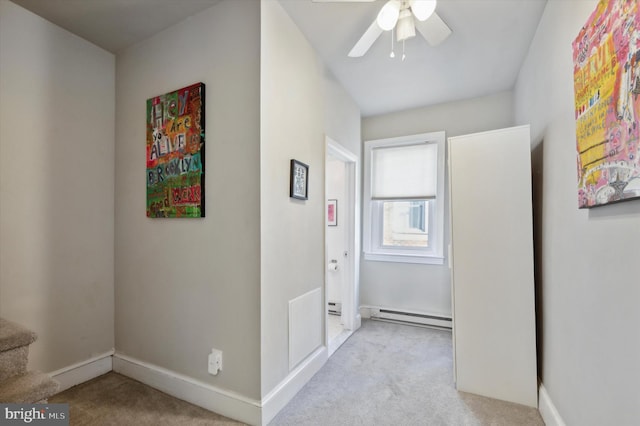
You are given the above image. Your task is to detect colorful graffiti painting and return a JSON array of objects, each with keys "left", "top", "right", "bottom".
[
  {"left": 146, "top": 83, "right": 205, "bottom": 217},
  {"left": 573, "top": 0, "right": 640, "bottom": 208}
]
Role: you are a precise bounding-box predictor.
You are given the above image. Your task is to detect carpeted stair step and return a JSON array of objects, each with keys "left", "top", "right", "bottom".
[
  {"left": 0, "top": 371, "right": 60, "bottom": 403},
  {"left": 0, "top": 318, "right": 37, "bottom": 381}
]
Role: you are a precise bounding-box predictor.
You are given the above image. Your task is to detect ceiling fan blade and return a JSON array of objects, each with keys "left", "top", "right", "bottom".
[
  {"left": 348, "top": 20, "right": 383, "bottom": 57},
  {"left": 415, "top": 11, "right": 451, "bottom": 46}
]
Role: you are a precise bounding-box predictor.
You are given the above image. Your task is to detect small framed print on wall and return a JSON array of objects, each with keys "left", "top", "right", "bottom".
[
  {"left": 327, "top": 199, "right": 337, "bottom": 226},
  {"left": 290, "top": 159, "right": 309, "bottom": 200}
]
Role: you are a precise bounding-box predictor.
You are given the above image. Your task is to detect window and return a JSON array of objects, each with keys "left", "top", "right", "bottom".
[
  {"left": 382, "top": 200, "right": 428, "bottom": 247},
  {"left": 363, "top": 132, "right": 445, "bottom": 264}
]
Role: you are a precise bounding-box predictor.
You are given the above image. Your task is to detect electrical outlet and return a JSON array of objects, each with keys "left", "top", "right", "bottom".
[{"left": 208, "top": 349, "right": 222, "bottom": 375}]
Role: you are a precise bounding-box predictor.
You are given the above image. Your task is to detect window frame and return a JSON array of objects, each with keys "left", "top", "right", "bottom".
[{"left": 363, "top": 131, "right": 445, "bottom": 265}]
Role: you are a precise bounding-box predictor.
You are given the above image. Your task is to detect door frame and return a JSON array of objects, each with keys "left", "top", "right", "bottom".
[{"left": 325, "top": 137, "right": 361, "bottom": 354}]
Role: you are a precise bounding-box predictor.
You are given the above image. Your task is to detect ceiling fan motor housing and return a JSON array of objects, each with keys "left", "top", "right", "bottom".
[{"left": 396, "top": 9, "right": 416, "bottom": 41}]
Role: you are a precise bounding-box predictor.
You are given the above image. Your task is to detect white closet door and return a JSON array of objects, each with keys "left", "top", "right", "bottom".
[{"left": 448, "top": 125, "right": 537, "bottom": 407}]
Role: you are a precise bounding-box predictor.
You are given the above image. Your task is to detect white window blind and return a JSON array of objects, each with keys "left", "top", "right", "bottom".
[{"left": 371, "top": 142, "right": 437, "bottom": 200}]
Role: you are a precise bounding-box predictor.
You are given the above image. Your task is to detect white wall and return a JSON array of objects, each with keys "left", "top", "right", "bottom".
[
  {"left": 0, "top": 0, "right": 115, "bottom": 371},
  {"left": 324, "top": 71, "right": 362, "bottom": 158},
  {"left": 260, "top": 0, "right": 325, "bottom": 396},
  {"left": 324, "top": 66, "right": 362, "bottom": 319},
  {"left": 361, "top": 91, "right": 514, "bottom": 316},
  {"left": 114, "top": 0, "right": 261, "bottom": 400},
  {"left": 0, "top": 0, "right": 360, "bottom": 411},
  {"left": 514, "top": 1, "right": 640, "bottom": 424},
  {"left": 260, "top": 0, "right": 361, "bottom": 397}
]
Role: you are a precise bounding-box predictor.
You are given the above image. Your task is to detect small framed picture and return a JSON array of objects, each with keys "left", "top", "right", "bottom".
[
  {"left": 290, "top": 159, "right": 309, "bottom": 200},
  {"left": 327, "top": 199, "right": 337, "bottom": 226}
]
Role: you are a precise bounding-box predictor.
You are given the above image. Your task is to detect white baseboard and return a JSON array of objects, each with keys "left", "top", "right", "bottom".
[
  {"left": 360, "top": 306, "right": 372, "bottom": 319},
  {"left": 261, "top": 346, "right": 327, "bottom": 425},
  {"left": 354, "top": 313, "right": 362, "bottom": 330},
  {"left": 45, "top": 346, "right": 328, "bottom": 425},
  {"left": 539, "top": 382, "right": 566, "bottom": 426},
  {"left": 49, "top": 350, "right": 114, "bottom": 392},
  {"left": 113, "top": 353, "right": 261, "bottom": 426},
  {"left": 328, "top": 330, "right": 352, "bottom": 357}
]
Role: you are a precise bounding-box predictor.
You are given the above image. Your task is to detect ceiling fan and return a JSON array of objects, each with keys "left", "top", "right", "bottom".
[{"left": 314, "top": 0, "right": 452, "bottom": 59}]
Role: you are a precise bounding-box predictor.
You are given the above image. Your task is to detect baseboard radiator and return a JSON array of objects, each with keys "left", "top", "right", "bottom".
[{"left": 368, "top": 307, "right": 452, "bottom": 330}]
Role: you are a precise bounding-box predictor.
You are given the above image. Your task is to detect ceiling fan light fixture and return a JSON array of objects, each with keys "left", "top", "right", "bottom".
[
  {"left": 396, "top": 9, "right": 415, "bottom": 42},
  {"left": 376, "top": 0, "right": 400, "bottom": 31},
  {"left": 410, "top": 0, "right": 437, "bottom": 22}
]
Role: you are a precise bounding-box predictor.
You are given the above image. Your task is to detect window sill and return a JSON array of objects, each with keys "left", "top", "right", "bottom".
[{"left": 364, "top": 252, "right": 445, "bottom": 265}]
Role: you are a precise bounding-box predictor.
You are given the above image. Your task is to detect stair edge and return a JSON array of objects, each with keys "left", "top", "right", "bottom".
[
  {"left": 0, "top": 319, "right": 38, "bottom": 352},
  {"left": 0, "top": 371, "right": 60, "bottom": 404}
]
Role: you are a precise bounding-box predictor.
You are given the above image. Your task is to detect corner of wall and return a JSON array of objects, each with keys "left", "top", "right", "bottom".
[
  {"left": 0, "top": 0, "right": 116, "bottom": 373},
  {"left": 538, "top": 382, "right": 567, "bottom": 426}
]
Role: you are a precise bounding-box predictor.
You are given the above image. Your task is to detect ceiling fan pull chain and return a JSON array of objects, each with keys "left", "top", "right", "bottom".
[
  {"left": 402, "top": 39, "right": 406, "bottom": 61},
  {"left": 390, "top": 27, "right": 395, "bottom": 58}
]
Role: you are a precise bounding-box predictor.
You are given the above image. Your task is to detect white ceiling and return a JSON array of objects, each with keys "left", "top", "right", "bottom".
[
  {"left": 11, "top": 0, "right": 221, "bottom": 53},
  {"left": 10, "top": 0, "right": 547, "bottom": 117},
  {"left": 279, "top": 0, "right": 547, "bottom": 116}
]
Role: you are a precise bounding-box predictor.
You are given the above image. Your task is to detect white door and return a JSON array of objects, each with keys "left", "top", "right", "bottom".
[
  {"left": 325, "top": 138, "right": 360, "bottom": 355},
  {"left": 326, "top": 156, "right": 347, "bottom": 313}
]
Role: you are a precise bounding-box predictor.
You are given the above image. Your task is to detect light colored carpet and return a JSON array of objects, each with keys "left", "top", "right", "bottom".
[
  {"left": 50, "top": 373, "right": 244, "bottom": 425},
  {"left": 0, "top": 317, "right": 59, "bottom": 402},
  {"left": 271, "top": 319, "right": 544, "bottom": 426},
  {"left": 50, "top": 320, "right": 543, "bottom": 425},
  {"left": 0, "top": 318, "right": 37, "bottom": 352},
  {"left": 0, "top": 371, "right": 61, "bottom": 403},
  {"left": 0, "top": 318, "right": 36, "bottom": 381}
]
